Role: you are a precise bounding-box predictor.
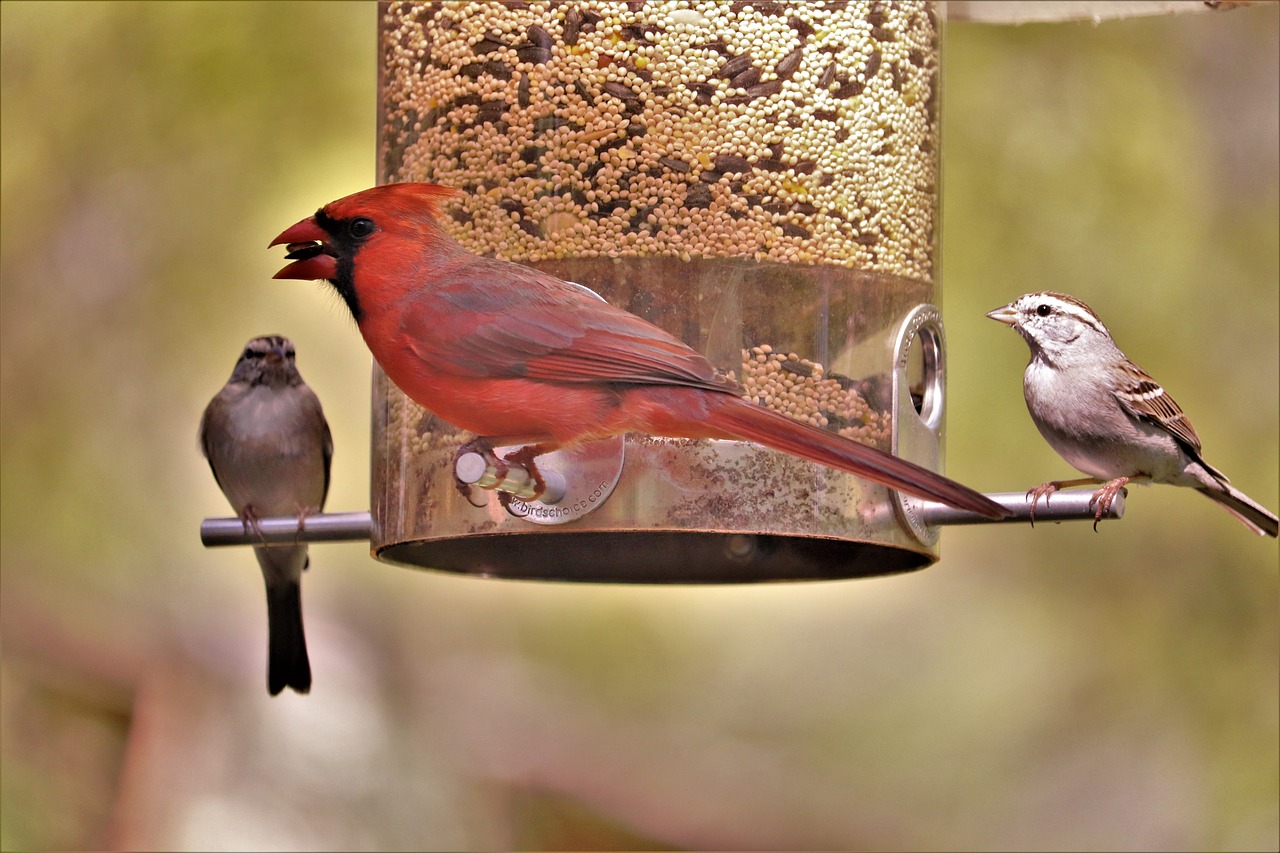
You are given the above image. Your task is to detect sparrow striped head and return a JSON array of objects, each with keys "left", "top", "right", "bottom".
[
  {"left": 230, "top": 334, "right": 303, "bottom": 387},
  {"left": 987, "top": 292, "right": 1116, "bottom": 360},
  {"left": 988, "top": 292, "right": 1109, "bottom": 333}
]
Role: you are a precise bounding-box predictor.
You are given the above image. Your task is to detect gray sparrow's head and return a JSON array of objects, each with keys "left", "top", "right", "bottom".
[
  {"left": 987, "top": 291, "right": 1120, "bottom": 367},
  {"left": 227, "top": 334, "right": 305, "bottom": 387}
]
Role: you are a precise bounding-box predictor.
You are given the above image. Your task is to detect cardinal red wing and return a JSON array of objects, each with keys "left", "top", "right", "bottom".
[{"left": 398, "top": 258, "right": 732, "bottom": 392}]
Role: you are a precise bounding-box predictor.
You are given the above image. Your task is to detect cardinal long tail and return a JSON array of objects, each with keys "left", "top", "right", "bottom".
[
  {"left": 256, "top": 546, "right": 313, "bottom": 695},
  {"left": 704, "top": 395, "right": 1009, "bottom": 519},
  {"left": 1198, "top": 484, "right": 1279, "bottom": 537}
]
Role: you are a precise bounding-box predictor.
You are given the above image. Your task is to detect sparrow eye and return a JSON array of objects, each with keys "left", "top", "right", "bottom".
[
  {"left": 349, "top": 217, "right": 376, "bottom": 239},
  {"left": 1036, "top": 304, "right": 1052, "bottom": 317}
]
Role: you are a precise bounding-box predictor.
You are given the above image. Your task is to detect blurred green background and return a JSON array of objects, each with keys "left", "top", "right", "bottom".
[{"left": 1, "top": 2, "right": 1276, "bottom": 850}]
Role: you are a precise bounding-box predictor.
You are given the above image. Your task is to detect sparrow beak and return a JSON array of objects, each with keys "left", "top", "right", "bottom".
[
  {"left": 270, "top": 216, "right": 338, "bottom": 281},
  {"left": 985, "top": 304, "right": 1019, "bottom": 326}
]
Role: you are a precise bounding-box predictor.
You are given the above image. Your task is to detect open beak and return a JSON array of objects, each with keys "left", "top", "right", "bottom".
[
  {"left": 985, "top": 304, "right": 1019, "bottom": 326},
  {"left": 269, "top": 216, "right": 338, "bottom": 281}
]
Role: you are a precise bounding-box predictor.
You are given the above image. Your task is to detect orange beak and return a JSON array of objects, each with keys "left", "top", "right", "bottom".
[{"left": 269, "top": 216, "right": 338, "bottom": 281}]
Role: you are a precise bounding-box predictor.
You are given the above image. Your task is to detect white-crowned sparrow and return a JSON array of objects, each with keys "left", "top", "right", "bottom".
[
  {"left": 988, "top": 292, "right": 1278, "bottom": 537},
  {"left": 200, "top": 335, "right": 333, "bottom": 694}
]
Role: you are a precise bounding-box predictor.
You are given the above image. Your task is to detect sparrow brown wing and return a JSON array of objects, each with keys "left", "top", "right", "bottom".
[
  {"left": 300, "top": 386, "right": 333, "bottom": 508},
  {"left": 1111, "top": 358, "right": 1203, "bottom": 454},
  {"left": 198, "top": 392, "right": 231, "bottom": 494}
]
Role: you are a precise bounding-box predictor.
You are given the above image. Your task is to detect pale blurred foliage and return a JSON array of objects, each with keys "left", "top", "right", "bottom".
[{"left": 1, "top": 2, "right": 1276, "bottom": 851}]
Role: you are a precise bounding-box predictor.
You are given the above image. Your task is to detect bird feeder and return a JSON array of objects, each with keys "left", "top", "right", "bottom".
[
  {"left": 202, "top": 1, "right": 1133, "bottom": 579},
  {"left": 368, "top": 0, "right": 956, "bottom": 581}
]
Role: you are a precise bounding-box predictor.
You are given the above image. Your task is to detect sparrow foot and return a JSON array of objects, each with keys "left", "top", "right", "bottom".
[
  {"left": 1026, "top": 477, "right": 1102, "bottom": 527},
  {"left": 1026, "top": 482, "right": 1060, "bottom": 527},
  {"left": 239, "top": 506, "right": 266, "bottom": 542},
  {"left": 1088, "top": 478, "right": 1131, "bottom": 532},
  {"left": 293, "top": 504, "right": 318, "bottom": 548}
]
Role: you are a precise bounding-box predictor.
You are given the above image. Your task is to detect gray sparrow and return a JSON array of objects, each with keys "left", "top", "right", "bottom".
[
  {"left": 988, "top": 292, "right": 1277, "bottom": 536},
  {"left": 200, "top": 335, "right": 333, "bottom": 694}
]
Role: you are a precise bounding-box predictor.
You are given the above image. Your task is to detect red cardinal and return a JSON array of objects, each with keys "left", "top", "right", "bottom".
[{"left": 271, "top": 183, "right": 1008, "bottom": 518}]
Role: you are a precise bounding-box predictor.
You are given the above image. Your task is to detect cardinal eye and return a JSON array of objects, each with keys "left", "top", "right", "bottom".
[
  {"left": 349, "top": 217, "right": 376, "bottom": 239},
  {"left": 1036, "top": 304, "right": 1052, "bottom": 317}
]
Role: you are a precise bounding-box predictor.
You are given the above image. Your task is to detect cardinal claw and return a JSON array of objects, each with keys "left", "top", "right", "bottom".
[
  {"left": 453, "top": 441, "right": 553, "bottom": 506},
  {"left": 498, "top": 491, "right": 530, "bottom": 518},
  {"left": 454, "top": 439, "right": 509, "bottom": 506},
  {"left": 501, "top": 446, "right": 549, "bottom": 502},
  {"left": 455, "top": 478, "right": 490, "bottom": 508}
]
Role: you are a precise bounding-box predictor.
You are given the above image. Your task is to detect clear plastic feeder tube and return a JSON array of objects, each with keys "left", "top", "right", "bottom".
[{"left": 373, "top": 0, "right": 945, "bottom": 581}]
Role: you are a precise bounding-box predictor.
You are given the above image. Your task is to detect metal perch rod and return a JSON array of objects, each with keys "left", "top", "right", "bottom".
[
  {"left": 199, "top": 490, "right": 1122, "bottom": 547},
  {"left": 200, "top": 511, "right": 374, "bottom": 546},
  {"left": 918, "top": 489, "right": 1124, "bottom": 526}
]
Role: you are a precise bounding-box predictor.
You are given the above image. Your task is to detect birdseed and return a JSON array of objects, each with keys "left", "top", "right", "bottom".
[{"left": 378, "top": 0, "right": 940, "bottom": 280}]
